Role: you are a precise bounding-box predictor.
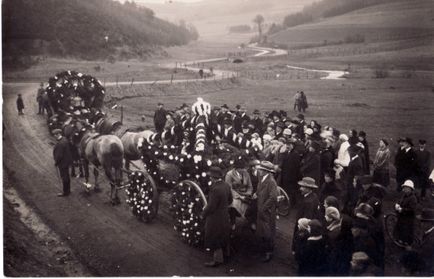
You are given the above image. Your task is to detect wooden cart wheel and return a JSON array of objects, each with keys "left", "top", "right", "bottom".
[{"left": 276, "top": 186, "right": 291, "bottom": 217}]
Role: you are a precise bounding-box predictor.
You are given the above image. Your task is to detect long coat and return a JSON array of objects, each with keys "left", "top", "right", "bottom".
[
  {"left": 202, "top": 180, "right": 233, "bottom": 250},
  {"left": 225, "top": 168, "right": 253, "bottom": 217},
  {"left": 280, "top": 149, "right": 302, "bottom": 198},
  {"left": 153, "top": 108, "right": 166, "bottom": 132},
  {"left": 373, "top": 147, "right": 390, "bottom": 187},
  {"left": 298, "top": 237, "right": 328, "bottom": 276},
  {"left": 301, "top": 151, "right": 321, "bottom": 185},
  {"left": 320, "top": 147, "right": 335, "bottom": 184},
  {"left": 256, "top": 174, "right": 278, "bottom": 240},
  {"left": 394, "top": 147, "right": 418, "bottom": 186},
  {"left": 53, "top": 137, "right": 73, "bottom": 168},
  {"left": 292, "top": 192, "right": 321, "bottom": 251},
  {"left": 396, "top": 192, "right": 418, "bottom": 245},
  {"left": 16, "top": 96, "right": 24, "bottom": 110}
]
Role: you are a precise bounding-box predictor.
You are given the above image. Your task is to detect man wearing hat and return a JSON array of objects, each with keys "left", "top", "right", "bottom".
[
  {"left": 292, "top": 177, "right": 320, "bottom": 255},
  {"left": 153, "top": 102, "right": 166, "bottom": 133},
  {"left": 175, "top": 103, "right": 191, "bottom": 122},
  {"left": 16, "top": 94, "right": 25, "bottom": 115},
  {"left": 201, "top": 166, "right": 232, "bottom": 267},
  {"left": 255, "top": 161, "right": 279, "bottom": 262},
  {"left": 415, "top": 139, "right": 431, "bottom": 199},
  {"left": 217, "top": 104, "right": 232, "bottom": 126},
  {"left": 394, "top": 137, "right": 418, "bottom": 192},
  {"left": 52, "top": 129, "right": 73, "bottom": 197},
  {"left": 395, "top": 179, "right": 418, "bottom": 246},
  {"left": 350, "top": 251, "right": 382, "bottom": 276},
  {"left": 233, "top": 106, "right": 250, "bottom": 134},
  {"left": 300, "top": 141, "right": 321, "bottom": 185},
  {"left": 251, "top": 109, "right": 264, "bottom": 135}
]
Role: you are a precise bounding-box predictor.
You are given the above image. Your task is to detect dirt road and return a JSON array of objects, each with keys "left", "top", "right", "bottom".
[{"left": 3, "top": 83, "right": 298, "bottom": 276}]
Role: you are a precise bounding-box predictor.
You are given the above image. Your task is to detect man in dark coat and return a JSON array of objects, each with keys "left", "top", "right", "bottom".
[
  {"left": 255, "top": 161, "right": 278, "bottom": 262},
  {"left": 292, "top": 177, "right": 321, "bottom": 253},
  {"left": 320, "top": 138, "right": 335, "bottom": 185},
  {"left": 217, "top": 104, "right": 232, "bottom": 126},
  {"left": 36, "top": 83, "right": 45, "bottom": 114},
  {"left": 233, "top": 107, "right": 250, "bottom": 134},
  {"left": 358, "top": 131, "right": 370, "bottom": 174},
  {"left": 251, "top": 109, "right": 264, "bottom": 135},
  {"left": 16, "top": 94, "right": 25, "bottom": 115},
  {"left": 415, "top": 139, "right": 431, "bottom": 199},
  {"left": 279, "top": 139, "right": 302, "bottom": 206},
  {"left": 202, "top": 166, "right": 233, "bottom": 267},
  {"left": 53, "top": 129, "right": 73, "bottom": 196},
  {"left": 394, "top": 137, "right": 418, "bottom": 192},
  {"left": 153, "top": 102, "right": 166, "bottom": 133},
  {"left": 301, "top": 141, "right": 321, "bottom": 184}
]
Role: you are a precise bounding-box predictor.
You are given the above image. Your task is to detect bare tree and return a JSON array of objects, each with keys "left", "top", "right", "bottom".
[{"left": 253, "top": 14, "right": 264, "bottom": 42}]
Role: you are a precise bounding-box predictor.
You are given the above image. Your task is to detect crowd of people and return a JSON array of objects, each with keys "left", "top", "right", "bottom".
[{"left": 154, "top": 101, "right": 433, "bottom": 275}]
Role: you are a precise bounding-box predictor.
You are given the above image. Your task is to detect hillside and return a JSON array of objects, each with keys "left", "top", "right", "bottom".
[
  {"left": 141, "top": 0, "right": 317, "bottom": 42},
  {"left": 269, "top": 0, "right": 434, "bottom": 47},
  {"left": 2, "top": 0, "right": 199, "bottom": 68}
]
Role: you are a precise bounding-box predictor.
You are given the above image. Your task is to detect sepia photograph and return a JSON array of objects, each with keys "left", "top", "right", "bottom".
[{"left": 2, "top": 0, "right": 434, "bottom": 276}]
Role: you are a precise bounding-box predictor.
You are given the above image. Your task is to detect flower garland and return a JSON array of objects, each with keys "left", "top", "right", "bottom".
[
  {"left": 170, "top": 181, "right": 207, "bottom": 246},
  {"left": 125, "top": 171, "right": 157, "bottom": 222}
]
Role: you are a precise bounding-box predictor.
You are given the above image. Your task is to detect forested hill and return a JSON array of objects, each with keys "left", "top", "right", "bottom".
[{"left": 2, "top": 0, "right": 199, "bottom": 62}]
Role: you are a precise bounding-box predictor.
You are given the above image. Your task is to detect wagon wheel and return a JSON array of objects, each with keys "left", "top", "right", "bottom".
[
  {"left": 125, "top": 170, "right": 159, "bottom": 223},
  {"left": 276, "top": 186, "right": 290, "bottom": 217},
  {"left": 171, "top": 180, "right": 207, "bottom": 246}
]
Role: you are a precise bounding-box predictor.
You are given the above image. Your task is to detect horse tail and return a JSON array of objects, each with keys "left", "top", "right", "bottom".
[{"left": 109, "top": 142, "right": 124, "bottom": 169}]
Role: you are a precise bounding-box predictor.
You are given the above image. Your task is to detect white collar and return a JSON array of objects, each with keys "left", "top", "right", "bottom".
[
  {"left": 351, "top": 154, "right": 359, "bottom": 161},
  {"left": 405, "top": 147, "right": 411, "bottom": 152},
  {"left": 261, "top": 174, "right": 269, "bottom": 183},
  {"left": 303, "top": 191, "right": 312, "bottom": 198}
]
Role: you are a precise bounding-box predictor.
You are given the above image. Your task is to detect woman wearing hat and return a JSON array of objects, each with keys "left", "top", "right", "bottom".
[
  {"left": 201, "top": 166, "right": 233, "bottom": 267},
  {"left": 372, "top": 139, "right": 391, "bottom": 188},
  {"left": 394, "top": 179, "right": 418, "bottom": 246},
  {"left": 255, "top": 161, "right": 279, "bottom": 262},
  {"left": 297, "top": 219, "right": 327, "bottom": 276}
]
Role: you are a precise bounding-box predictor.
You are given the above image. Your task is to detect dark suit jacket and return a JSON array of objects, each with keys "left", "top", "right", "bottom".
[{"left": 53, "top": 137, "right": 73, "bottom": 168}]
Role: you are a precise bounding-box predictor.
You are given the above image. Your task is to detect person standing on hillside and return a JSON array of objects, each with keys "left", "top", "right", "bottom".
[
  {"left": 394, "top": 137, "right": 418, "bottom": 192},
  {"left": 16, "top": 94, "right": 25, "bottom": 115},
  {"left": 153, "top": 102, "right": 166, "bottom": 133},
  {"left": 415, "top": 139, "right": 431, "bottom": 199},
  {"left": 300, "top": 91, "right": 308, "bottom": 112},
  {"left": 294, "top": 91, "right": 302, "bottom": 112},
  {"left": 372, "top": 139, "right": 391, "bottom": 188},
  {"left": 52, "top": 129, "right": 73, "bottom": 197},
  {"left": 36, "top": 83, "right": 45, "bottom": 114}
]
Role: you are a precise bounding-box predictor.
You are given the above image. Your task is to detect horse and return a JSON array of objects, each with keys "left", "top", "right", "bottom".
[
  {"left": 75, "top": 126, "right": 124, "bottom": 205},
  {"left": 120, "top": 129, "right": 155, "bottom": 170}
]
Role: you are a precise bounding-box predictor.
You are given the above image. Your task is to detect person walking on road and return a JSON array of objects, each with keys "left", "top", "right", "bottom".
[
  {"left": 52, "top": 129, "right": 73, "bottom": 197},
  {"left": 36, "top": 82, "right": 45, "bottom": 114},
  {"left": 16, "top": 94, "right": 25, "bottom": 115},
  {"left": 201, "top": 166, "right": 233, "bottom": 267}
]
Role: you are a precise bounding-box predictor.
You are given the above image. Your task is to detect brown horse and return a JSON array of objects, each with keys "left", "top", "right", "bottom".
[{"left": 78, "top": 127, "right": 124, "bottom": 205}]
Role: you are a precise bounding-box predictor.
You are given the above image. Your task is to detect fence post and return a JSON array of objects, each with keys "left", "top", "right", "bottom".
[
  {"left": 130, "top": 78, "right": 134, "bottom": 86},
  {"left": 171, "top": 74, "right": 173, "bottom": 84},
  {"left": 116, "top": 76, "right": 118, "bottom": 87}
]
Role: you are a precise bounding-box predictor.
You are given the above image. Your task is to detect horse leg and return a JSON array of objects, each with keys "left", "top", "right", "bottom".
[
  {"left": 94, "top": 167, "right": 101, "bottom": 193},
  {"left": 82, "top": 159, "right": 90, "bottom": 184},
  {"left": 125, "top": 159, "right": 130, "bottom": 171}
]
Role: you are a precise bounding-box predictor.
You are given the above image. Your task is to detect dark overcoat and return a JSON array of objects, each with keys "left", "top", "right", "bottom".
[
  {"left": 256, "top": 174, "right": 278, "bottom": 240},
  {"left": 394, "top": 147, "right": 418, "bottom": 185},
  {"left": 298, "top": 237, "right": 328, "bottom": 276},
  {"left": 292, "top": 192, "right": 321, "bottom": 251},
  {"left": 280, "top": 149, "right": 302, "bottom": 193},
  {"left": 202, "top": 180, "right": 232, "bottom": 250},
  {"left": 301, "top": 151, "right": 321, "bottom": 185},
  {"left": 396, "top": 192, "right": 418, "bottom": 245},
  {"left": 16, "top": 97, "right": 24, "bottom": 110},
  {"left": 53, "top": 137, "right": 73, "bottom": 168},
  {"left": 153, "top": 108, "right": 166, "bottom": 132}
]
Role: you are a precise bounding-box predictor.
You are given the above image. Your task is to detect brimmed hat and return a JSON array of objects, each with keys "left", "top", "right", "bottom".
[
  {"left": 253, "top": 109, "right": 260, "bottom": 114},
  {"left": 401, "top": 179, "right": 415, "bottom": 190},
  {"left": 221, "top": 104, "right": 229, "bottom": 109},
  {"left": 223, "top": 118, "right": 232, "bottom": 125},
  {"left": 298, "top": 177, "right": 318, "bottom": 189},
  {"left": 419, "top": 139, "right": 427, "bottom": 144},
  {"left": 324, "top": 196, "right": 340, "bottom": 209},
  {"left": 235, "top": 104, "right": 241, "bottom": 109},
  {"left": 207, "top": 166, "right": 223, "bottom": 179},
  {"left": 250, "top": 159, "right": 261, "bottom": 167},
  {"left": 416, "top": 208, "right": 434, "bottom": 221},
  {"left": 180, "top": 103, "right": 188, "bottom": 109},
  {"left": 398, "top": 137, "right": 414, "bottom": 146},
  {"left": 283, "top": 128, "right": 292, "bottom": 136},
  {"left": 305, "top": 128, "right": 313, "bottom": 136},
  {"left": 256, "top": 161, "right": 276, "bottom": 173},
  {"left": 158, "top": 102, "right": 164, "bottom": 106},
  {"left": 276, "top": 122, "right": 285, "bottom": 129},
  {"left": 297, "top": 113, "right": 304, "bottom": 120},
  {"left": 52, "top": 129, "right": 62, "bottom": 135}
]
